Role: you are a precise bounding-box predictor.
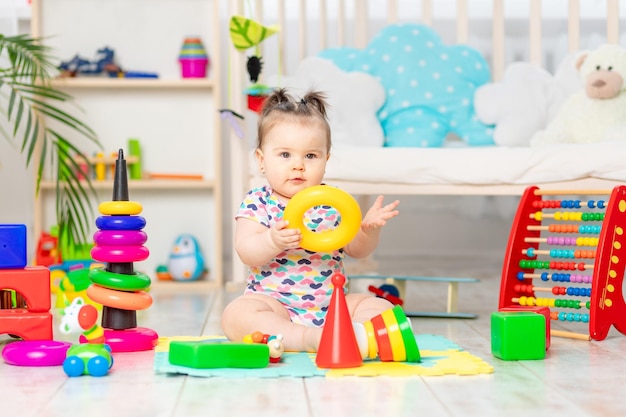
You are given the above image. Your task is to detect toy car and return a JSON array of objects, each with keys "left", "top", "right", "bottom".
[{"left": 62, "top": 343, "right": 113, "bottom": 377}]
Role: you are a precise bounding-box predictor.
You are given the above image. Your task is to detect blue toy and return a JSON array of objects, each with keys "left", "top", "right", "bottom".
[
  {"left": 167, "top": 234, "right": 206, "bottom": 281},
  {"left": 319, "top": 23, "right": 494, "bottom": 148}
]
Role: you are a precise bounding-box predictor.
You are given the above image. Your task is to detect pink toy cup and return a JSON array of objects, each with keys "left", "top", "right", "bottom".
[{"left": 179, "top": 57, "right": 209, "bottom": 78}]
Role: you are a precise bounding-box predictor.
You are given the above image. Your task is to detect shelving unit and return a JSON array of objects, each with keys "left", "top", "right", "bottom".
[{"left": 30, "top": 0, "right": 223, "bottom": 286}]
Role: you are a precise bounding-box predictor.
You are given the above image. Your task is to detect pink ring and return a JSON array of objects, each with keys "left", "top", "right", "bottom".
[
  {"left": 2, "top": 340, "right": 72, "bottom": 367},
  {"left": 87, "top": 284, "right": 153, "bottom": 310},
  {"left": 80, "top": 327, "right": 158, "bottom": 352},
  {"left": 91, "top": 245, "right": 149, "bottom": 263},
  {"left": 93, "top": 230, "right": 147, "bottom": 246}
]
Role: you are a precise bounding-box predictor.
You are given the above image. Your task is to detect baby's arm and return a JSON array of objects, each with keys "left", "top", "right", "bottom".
[
  {"left": 235, "top": 217, "right": 302, "bottom": 267},
  {"left": 344, "top": 195, "right": 399, "bottom": 259}
]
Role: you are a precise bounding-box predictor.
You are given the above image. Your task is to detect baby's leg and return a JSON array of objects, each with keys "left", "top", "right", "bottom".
[
  {"left": 221, "top": 293, "right": 322, "bottom": 352},
  {"left": 346, "top": 293, "right": 394, "bottom": 323}
]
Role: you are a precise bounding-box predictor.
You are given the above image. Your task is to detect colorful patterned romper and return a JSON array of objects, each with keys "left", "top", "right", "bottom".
[{"left": 236, "top": 185, "right": 345, "bottom": 327}]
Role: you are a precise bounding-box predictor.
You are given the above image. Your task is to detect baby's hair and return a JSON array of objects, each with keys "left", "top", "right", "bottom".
[{"left": 256, "top": 88, "right": 332, "bottom": 151}]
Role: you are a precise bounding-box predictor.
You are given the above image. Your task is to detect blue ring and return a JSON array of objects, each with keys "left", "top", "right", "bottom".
[{"left": 96, "top": 215, "right": 146, "bottom": 231}]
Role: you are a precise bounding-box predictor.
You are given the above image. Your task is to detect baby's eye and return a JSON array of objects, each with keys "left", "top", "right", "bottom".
[
  {"left": 280, "top": 152, "right": 290, "bottom": 158},
  {"left": 608, "top": 66, "right": 613, "bottom": 71},
  {"left": 305, "top": 153, "right": 317, "bottom": 159}
]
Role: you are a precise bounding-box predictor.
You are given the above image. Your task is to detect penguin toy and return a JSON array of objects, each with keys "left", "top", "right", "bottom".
[{"left": 167, "top": 234, "right": 205, "bottom": 281}]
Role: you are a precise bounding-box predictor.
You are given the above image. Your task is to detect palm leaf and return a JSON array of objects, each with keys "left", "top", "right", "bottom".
[
  {"left": 229, "top": 16, "right": 279, "bottom": 51},
  {"left": 0, "top": 34, "right": 101, "bottom": 254}
]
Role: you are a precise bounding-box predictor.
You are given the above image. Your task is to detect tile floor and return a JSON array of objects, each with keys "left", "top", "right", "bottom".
[{"left": 1, "top": 256, "right": 625, "bottom": 417}]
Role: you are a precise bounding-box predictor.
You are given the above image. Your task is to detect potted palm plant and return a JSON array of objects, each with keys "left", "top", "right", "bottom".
[{"left": 0, "top": 33, "right": 101, "bottom": 258}]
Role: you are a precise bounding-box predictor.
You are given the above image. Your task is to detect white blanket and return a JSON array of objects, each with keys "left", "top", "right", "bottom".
[{"left": 322, "top": 142, "right": 626, "bottom": 186}]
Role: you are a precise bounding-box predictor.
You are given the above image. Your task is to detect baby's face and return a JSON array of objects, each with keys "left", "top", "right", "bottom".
[{"left": 256, "top": 120, "right": 329, "bottom": 201}]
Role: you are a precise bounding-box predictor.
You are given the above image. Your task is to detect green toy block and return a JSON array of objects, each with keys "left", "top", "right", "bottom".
[
  {"left": 491, "top": 311, "right": 546, "bottom": 360},
  {"left": 169, "top": 341, "right": 270, "bottom": 369}
]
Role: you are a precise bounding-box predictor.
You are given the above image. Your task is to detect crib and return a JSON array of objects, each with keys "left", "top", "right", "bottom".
[{"left": 226, "top": 0, "right": 625, "bottom": 285}]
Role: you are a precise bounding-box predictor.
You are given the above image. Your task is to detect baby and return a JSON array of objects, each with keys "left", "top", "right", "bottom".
[{"left": 222, "top": 88, "right": 400, "bottom": 352}]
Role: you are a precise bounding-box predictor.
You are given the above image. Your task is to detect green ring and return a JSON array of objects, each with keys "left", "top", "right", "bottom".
[
  {"left": 392, "top": 305, "right": 421, "bottom": 362},
  {"left": 89, "top": 267, "right": 151, "bottom": 291}
]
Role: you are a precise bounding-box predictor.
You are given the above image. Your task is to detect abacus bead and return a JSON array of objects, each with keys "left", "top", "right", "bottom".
[
  {"left": 517, "top": 272, "right": 525, "bottom": 280},
  {"left": 587, "top": 200, "right": 595, "bottom": 208},
  {"left": 574, "top": 200, "right": 581, "bottom": 208},
  {"left": 598, "top": 200, "right": 606, "bottom": 209},
  {"left": 527, "top": 248, "right": 535, "bottom": 257},
  {"left": 582, "top": 314, "right": 589, "bottom": 323},
  {"left": 541, "top": 272, "right": 549, "bottom": 281}
]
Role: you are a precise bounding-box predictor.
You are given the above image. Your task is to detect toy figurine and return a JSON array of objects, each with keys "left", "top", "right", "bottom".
[{"left": 167, "top": 234, "right": 206, "bottom": 281}]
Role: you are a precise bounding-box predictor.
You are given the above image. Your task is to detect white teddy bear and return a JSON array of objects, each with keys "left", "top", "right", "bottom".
[{"left": 531, "top": 44, "right": 626, "bottom": 146}]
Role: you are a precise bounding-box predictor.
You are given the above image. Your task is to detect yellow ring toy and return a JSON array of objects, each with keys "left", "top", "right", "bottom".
[
  {"left": 86, "top": 284, "right": 152, "bottom": 311},
  {"left": 283, "top": 185, "right": 362, "bottom": 252},
  {"left": 99, "top": 201, "right": 143, "bottom": 216},
  {"left": 381, "top": 308, "right": 406, "bottom": 362}
]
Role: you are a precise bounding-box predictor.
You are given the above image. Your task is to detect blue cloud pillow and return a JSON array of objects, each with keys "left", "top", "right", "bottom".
[{"left": 319, "top": 23, "right": 494, "bottom": 147}]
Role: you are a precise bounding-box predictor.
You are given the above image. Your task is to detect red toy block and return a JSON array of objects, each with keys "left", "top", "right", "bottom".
[
  {"left": 0, "top": 266, "right": 51, "bottom": 312},
  {"left": 316, "top": 273, "right": 362, "bottom": 369},
  {"left": 0, "top": 310, "right": 53, "bottom": 340},
  {"left": 500, "top": 305, "right": 551, "bottom": 350}
]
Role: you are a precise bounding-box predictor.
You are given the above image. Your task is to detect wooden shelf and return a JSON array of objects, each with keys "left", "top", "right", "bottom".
[
  {"left": 39, "top": 179, "right": 215, "bottom": 190},
  {"left": 50, "top": 77, "right": 214, "bottom": 89}
]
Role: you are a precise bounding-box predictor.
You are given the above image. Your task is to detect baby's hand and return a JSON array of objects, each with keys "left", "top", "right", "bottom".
[
  {"left": 270, "top": 220, "right": 302, "bottom": 250},
  {"left": 361, "top": 196, "right": 399, "bottom": 233}
]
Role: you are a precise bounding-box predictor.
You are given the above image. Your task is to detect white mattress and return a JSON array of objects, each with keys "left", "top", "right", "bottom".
[{"left": 322, "top": 142, "right": 626, "bottom": 186}]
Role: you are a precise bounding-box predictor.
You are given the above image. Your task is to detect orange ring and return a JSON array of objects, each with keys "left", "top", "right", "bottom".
[
  {"left": 86, "top": 284, "right": 152, "bottom": 310},
  {"left": 381, "top": 308, "right": 406, "bottom": 362},
  {"left": 371, "top": 315, "right": 393, "bottom": 362},
  {"left": 363, "top": 319, "right": 378, "bottom": 360}
]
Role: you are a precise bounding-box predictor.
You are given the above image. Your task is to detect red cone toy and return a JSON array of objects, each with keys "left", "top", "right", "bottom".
[{"left": 315, "top": 273, "right": 363, "bottom": 368}]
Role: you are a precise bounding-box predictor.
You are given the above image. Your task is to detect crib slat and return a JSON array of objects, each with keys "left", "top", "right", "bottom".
[
  {"left": 492, "top": 0, "right": 505, "bottom": 81},
  {"left": 568, "top": 0, "right": 580, "bottom": 52},
  {"left": 388, "top": 0, "right": 398, "bottom": 24},
  {"left": 337, "top": 0, "right": 345, "bottom": 46},
  {"left": 529, "top": 0, "right": 542, "bottom": 66},
  {"left": 456, "top": 0, "right": 469, "bottom": 44},
  {"left": 422, "top": 0, "right": 433, "bottom": 26},
  {"left": 355, "top": 0, "right": 368, "bottom": 48},
  {"left": 319, "top": 0, "right": 327, "bottom": 50},
  {"left": 299, "top": 0, "right": 306, "bottom": 62},
  {"left": 278, "top": 0, "right": 285, "bottom": 75},
  {"left": 607, "top": 0, "right": 619, "bottom": 43}
]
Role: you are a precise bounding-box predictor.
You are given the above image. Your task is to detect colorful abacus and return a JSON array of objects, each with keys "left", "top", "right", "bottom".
[
  {"left": 86, "top": 149, "right": 158, "bottom": 352},
  {"left": 499, "top": 186, "right": 626, "bottom": 341}
]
